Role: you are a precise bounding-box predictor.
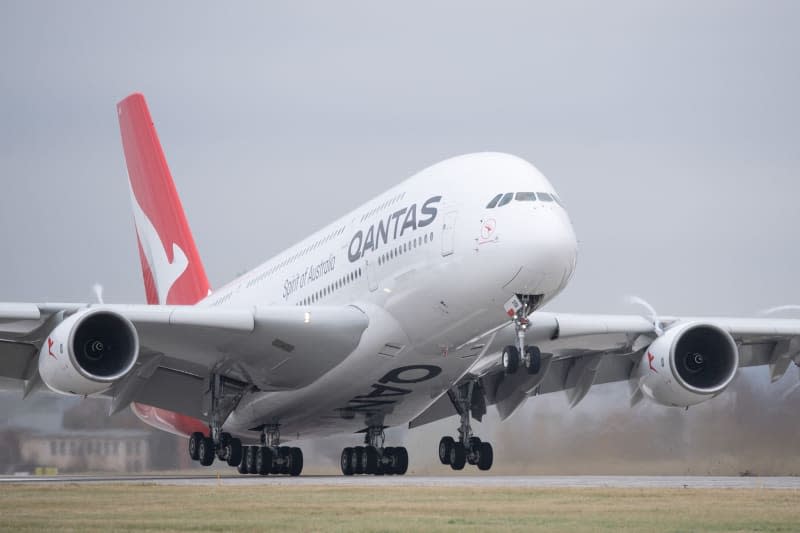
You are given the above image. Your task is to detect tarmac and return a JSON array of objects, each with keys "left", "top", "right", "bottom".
[{"left": 1, "top": 474, "right": 798, "bottom": 489}]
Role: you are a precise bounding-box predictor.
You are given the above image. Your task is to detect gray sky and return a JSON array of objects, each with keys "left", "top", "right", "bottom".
[
  {"left": 2, "top": 1, "right": 799, "bottom": 319},
  {"left": 2, "top": 2, "right": 800, "bottom": 472}
]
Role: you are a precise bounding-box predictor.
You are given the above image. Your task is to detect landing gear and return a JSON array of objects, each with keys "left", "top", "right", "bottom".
[
  {"left": 503, "top": 295, "right": 542, "bottom": 375},
  {"left": 235, "top": 425, "right": 304, "bottom": 476},
  {"left": 340, "top": 427, "right": 408, "bottom": 476},
  {"left": 439, "top": 381, "right": 494, "bottom": 471}
]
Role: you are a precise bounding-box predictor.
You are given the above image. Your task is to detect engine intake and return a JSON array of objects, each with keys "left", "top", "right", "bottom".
[
  {"left": 71, "top": 311, "right": 138, "bottom": 381},
  {"left": 635, "top": 322, "right": 739, "bottom": 407},
  {"left": 39, "top": 309, "right": 139, "bottom": 396}
]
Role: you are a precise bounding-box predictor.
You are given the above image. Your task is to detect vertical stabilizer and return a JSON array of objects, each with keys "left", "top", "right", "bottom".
[{"left": 117, "top": 93, "right": 210, "bottom": 305}]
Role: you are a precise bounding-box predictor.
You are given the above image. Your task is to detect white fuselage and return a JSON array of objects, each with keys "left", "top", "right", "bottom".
[{"left": 202, "top": 153, "right": 578, "bottom": 441}]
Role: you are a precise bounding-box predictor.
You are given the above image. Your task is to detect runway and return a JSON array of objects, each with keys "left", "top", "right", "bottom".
[{"left": 2, "top": 474, "right": 798, "bottom": 489}]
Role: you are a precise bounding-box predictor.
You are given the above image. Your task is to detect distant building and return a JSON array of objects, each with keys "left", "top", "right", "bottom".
[{"left": 17, "top": 429, "right": 151, "bottom": 473}]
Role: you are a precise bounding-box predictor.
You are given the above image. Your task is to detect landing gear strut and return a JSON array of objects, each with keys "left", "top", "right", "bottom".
[
  {"left": 340, "top": 427, "right": 408, "bottom": 476},
  {"left": 186, "top": 373, "right": 253, "bottom": 472},
  {"left": 438, "top": 381, "right": 493, "bottom": 471},
  {"left": 502, "top": 295, "right": 542, "bottom": 375}
]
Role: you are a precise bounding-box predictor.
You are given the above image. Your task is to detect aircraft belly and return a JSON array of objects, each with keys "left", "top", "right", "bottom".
[{"left": 224, "top": 303, "right": 486, "bottom": 441}]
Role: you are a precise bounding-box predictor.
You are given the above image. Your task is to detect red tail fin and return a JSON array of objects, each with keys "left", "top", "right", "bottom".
[{"left": 117, "top": 93, "right": 210, "bottom": 305}]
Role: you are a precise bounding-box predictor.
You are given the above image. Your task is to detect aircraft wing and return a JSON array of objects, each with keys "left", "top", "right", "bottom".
[
  {"left": 410, "top": 312, "right": 800, "bottom": 428},
  {"left": 0, "top": 302, "right": 369, "bottom": 419}
]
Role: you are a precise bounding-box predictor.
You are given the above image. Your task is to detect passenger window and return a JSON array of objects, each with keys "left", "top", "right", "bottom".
[
  {"left": 515, "top": 192, "right": 537, "bottom": 202},
  {"left": 486, "top": 194, "right": 503, "bottom": 209},
  {"left": 537, "top": 192, "right": 554, "bottom": 202},
  {"left": 497, "top": 193, "right": 513, "bottom": 207}
]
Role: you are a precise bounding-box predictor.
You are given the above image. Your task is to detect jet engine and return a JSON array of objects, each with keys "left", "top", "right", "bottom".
[
  {"left": 634, "top": 322, "right": 738, "bottom": 407},
  {"left": 39, "top": 309, "right": 139, "bottom": 396}
]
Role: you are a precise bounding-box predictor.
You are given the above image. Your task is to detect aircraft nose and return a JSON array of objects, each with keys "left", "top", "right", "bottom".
[{"left": 508, "top": 207, "right": 578, "bottom": 297}]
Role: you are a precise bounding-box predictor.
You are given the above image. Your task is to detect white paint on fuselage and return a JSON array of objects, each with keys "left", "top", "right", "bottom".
[{"left": 202, "top": 153, "right": 578, "bottom": 441}]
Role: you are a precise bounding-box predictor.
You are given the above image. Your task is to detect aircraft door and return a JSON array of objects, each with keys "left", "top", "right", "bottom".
[
  {"left": 365, "top": 259, "right": 378, "bottom": 291},
  {"left": 441, "top": 211, "right": 458, "bottom": 257}
]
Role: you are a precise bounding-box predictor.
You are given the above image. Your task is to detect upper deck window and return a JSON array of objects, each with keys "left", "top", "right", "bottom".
[
  {"left": 537, "top": 192, "right": 554, "bottom": 202},
  {"left": 486, "top": 194, "right": 503, "bottom": 209},
  {"left": 515, "top": 192, "right": 537, "bottom": 201},
  {"left": 497, "top": 193, "right": 514, "bottom": 207}
]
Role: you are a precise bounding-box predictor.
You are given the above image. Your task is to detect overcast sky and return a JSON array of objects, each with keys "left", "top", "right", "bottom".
[{"left": 2, "top": 1, "right": 799, "bottom": 318}]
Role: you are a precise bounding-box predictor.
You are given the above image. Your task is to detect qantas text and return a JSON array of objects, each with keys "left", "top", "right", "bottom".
[{"left": 347, "top": 195, "right": 442, "bottom": 262}]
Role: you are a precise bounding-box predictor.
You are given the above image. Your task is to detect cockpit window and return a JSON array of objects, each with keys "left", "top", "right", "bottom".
[
  {"left": 486, "top": 194, "right": 503, "bottom": 209},
  {"left": 552, "top": 194, "right": 565, "bottom": 207},
  {"left": 515, "top": 192, "right": 537, "bottom": 201},
  {"left": 497, "top": 192, "right": 514, "bottom": 207},
  {"left": 537, "top": 192, "right": 554, "bottom": 202}
]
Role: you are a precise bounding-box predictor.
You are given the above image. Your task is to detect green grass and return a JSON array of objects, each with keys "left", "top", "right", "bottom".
[{"left": 0, "top": 484, "right": 798, "bottom": 532}]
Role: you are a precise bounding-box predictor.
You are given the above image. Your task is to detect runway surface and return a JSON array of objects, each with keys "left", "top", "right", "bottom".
[{"left": 1, "top": 474, "right": 798, "bottom": 489}]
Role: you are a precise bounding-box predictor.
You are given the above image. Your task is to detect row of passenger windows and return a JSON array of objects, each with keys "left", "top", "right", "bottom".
[
  {"left": 360, "top": 192, "right": 406, "bottom": 223},
  {"left": 246, "top": 226, "right": 347, "bottom": 290},
  {"left": 377, "top": 232, "right": 434, "bottom": 266},
  {"left": 296, "top": 268, "right": 363, "bottom": 306},
  {"left": 486, "top": 191, "right": 565, "bottom": 209}
]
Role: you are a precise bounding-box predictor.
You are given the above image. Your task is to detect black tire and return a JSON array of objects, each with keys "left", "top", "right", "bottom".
[
  {"left": 226, "top": 438, "right": 243, "bottom": 467},
  {"left": 256, "top": 447, "right": 271, "bottom": 475},
  {"left": 365, "top": 446, "right": 379, "bottom": 475},
  {"left": 198, "top": 437, "right": 215, "bottom": 467},
  {"left": 188, "top": 432, "right": 203, "bottom": 461},
  {"left": 502, "top": 345, "right": 520, "bottom": 375},
  {"left": 341, "top": 447, "right": 354, "bottom": 475},
  {"left": 438, "top": 436, "right": 454, "bottom": 465},
  {"left": 288, "top": 447, "right": 303, "bottom": 476},
  {"left": 477, "top": 442, "right": 493, "bottom": 471},
  {"left": 394, "top": 447, "right": 409, "bottom": 475},
  {"left": 237, "top": 450, "right": 249, "bottom": 475},
  {"left": 353, "top": 446, "right": 365, "bottom": 475},
  {"left": 525, "top": 345, "right": 542, "bottom": 374},
  {"left": 279, "top": 446, "right": 291, "bottom": 474},
  {"left": 383, "top": 447, "right": 395, "bottom": 475},
  {"left": 468, "top": 436, "right": 482, "bottom": 453},
  {"left": 245, "top": 446, "right": 257, "bottom": 474},
  {"left": 449, "top": 443, "right": 466, "bottom": 471}
]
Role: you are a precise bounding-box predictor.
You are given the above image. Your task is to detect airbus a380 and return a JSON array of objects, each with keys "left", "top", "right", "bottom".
[{"left": 1, "top": 93, "right": 797, "bottom": 476}]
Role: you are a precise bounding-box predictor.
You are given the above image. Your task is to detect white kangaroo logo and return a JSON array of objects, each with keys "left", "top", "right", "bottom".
[{"left": 129, "top": 183, "right": 189, "bottom": 304}]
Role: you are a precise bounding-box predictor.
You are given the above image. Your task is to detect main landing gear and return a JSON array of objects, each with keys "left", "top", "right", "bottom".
[
  {"left": 438, "top": 381, "right": 493, "bottom": 471},
  {"left": 340, "top": 427, "right": 408, "bottom": 476},
  {"left": 187, "top": 374, "right": 303, "bottom": 476},
  {"left": 239, "top": 425, "right": 303, "bottom": 476},
  {"left": 502, "top": 295, "right": 542, "bottom": 375}
]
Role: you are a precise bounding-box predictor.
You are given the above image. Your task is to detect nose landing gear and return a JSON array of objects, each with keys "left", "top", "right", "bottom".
[{"left": 502, "top": 295, "right": 542, "bottom": 375}]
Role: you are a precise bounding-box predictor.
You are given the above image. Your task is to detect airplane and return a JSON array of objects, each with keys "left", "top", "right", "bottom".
[{"left": 1, "top": 92, "right": 798, "bottom": 476}]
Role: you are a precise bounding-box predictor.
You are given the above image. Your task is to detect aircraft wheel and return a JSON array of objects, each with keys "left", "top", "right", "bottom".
[
  {"left": 353, "top": 446, "right": 365, "bottom": 475},
  {"left": 438, "top": 436, "right": 454, "bottom": 465},
  {"left": 341, "top": 447, "right": 354, "bottom": 475},
  {"left": 525, "top": 345, "right": 542, "bottom": 374},
  {"left": 226, "top": 438, "right": 243, "bottom": 467},
  {"left": 449, "top": 443, "right": 466, "bottom": 471},
  {"left": 477, "top": 442, "right": 493, "bottom": 471},
  {"left": 198, "top": 437, "right": 215, "bottom": 466},
  {"left": 383, "top": 447, "right": 395, "bottom": 475},
  {"left": 279, "top": 446, "right": 292, "bottom": 474},
  {"left": 188, "top": 432, "right": 203, "bottom": 461},
  {"left": 288, "top": 447, "right": 303, "bottom": 477},
  {"left": 237, "top": 449, "right": 250, "bottom": 475},
  {"left": 502, "top": 345, "right": 520, "bottom": 375},
  {"left": 393, "top": 447, "right": 408, "bottom": 475},
  {"left": 365, "top": 446, "right": 379, "bottom": 474},
  {"left": 245, "top": 446, "right": 257, "bottom": 474},
  {"left": 256, "top": 447, "right": 272, "bottom": 475}
]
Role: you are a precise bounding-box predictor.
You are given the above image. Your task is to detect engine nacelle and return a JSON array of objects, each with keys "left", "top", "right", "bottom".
[
  {"left": 634, "top": 322, "right": 738, "bottom": 407},
  {"left": 39, "top": 309, "right": 139, "bottom": 396}
]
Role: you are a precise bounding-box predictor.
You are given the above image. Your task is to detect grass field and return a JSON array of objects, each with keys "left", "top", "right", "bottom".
[{"left": 0, "top": 484, "right": 798, "bottom": 532}]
